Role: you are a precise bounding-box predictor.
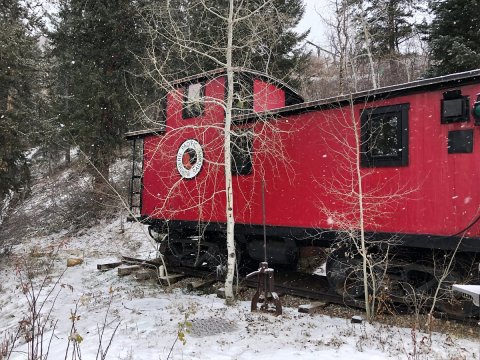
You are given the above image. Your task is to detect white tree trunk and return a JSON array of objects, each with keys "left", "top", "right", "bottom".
[
  {"left": 359, "top": 9, "right": 377, "bottom": 90},
  {"left": 224, "top": 0, "right": 236, "bottom": 304},
  {"left": 350, "top": 101, "right": 371, "bottom": 320}
]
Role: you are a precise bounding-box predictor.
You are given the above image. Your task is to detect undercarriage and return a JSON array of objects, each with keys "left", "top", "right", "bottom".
[{"left": 149, "top": 225, "right": 480, "bottom": 318}]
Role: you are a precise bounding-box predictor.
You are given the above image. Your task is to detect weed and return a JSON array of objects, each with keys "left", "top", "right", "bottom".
[
  {"left": 0, "top": 330, "right": 20, "bottom": 360},
  {"left": 165, "top": 305, "right": 197, "bottom": 360},
  {"left": 65, "top": 303, "right": 83, "bottom": 360},
  {"left": 14, "top": 252, "right": 65, "bottom": 360},
  {"left": 95, "top": 288, "right": 122, "bottom": 360}
]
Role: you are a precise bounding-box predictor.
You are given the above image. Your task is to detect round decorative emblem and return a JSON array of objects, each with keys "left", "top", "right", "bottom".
[{"left": 176, "top": 139, "right": 204, "bottom": 179}]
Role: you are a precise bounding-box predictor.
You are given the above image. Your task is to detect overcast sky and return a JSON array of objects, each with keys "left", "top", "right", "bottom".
[{"left": 297, "top": 0, "right": 331, "bottom": 48}]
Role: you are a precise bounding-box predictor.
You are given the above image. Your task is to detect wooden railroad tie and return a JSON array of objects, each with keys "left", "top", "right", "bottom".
[
  {"left": 187, "top": 279, "right": 216, "bottom": 292},
  {"left": 298, "top": 301, "right": 328, "bottom": 314},
  {"left": 97, "top": 261, "right": 123, "bottom": 271},
  {"left": 117, "top": 265, "right": 142, "bottom": 277},
  {"left": 134, "top": 269, "right": 157, "bottom": 281},
  {"left": 97, "top": 258, "right": 188, "bottom": 284},
  {"left": 157, "top": 265, "right": 184, "bottom": 285}
]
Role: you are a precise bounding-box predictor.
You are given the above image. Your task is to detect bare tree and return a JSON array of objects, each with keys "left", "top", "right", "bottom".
[
  {"left": 307, "top": 0, "right": 430, "bottom": 100},
  {"left": 223, "top": 0, "right": 236, "bottom": 302},
  {"left": 317, "top": 98, "right": 415, "bottom": 320},
  {"left": 312, "top": 0, "right": 377, "bottom": 95},
  {"left": 132, "top": 0, "right": 305, "bottom": 303}
]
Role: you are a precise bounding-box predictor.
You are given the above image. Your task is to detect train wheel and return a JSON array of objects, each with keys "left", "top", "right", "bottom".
[
  {"left": 326, "top": 247, "right": 366, "bottom": 299},
  {"left": 392, "top": 259, "right": 480, "bottom": 318},
  {"left": 160, "top": 235, "right": 225, "bottom": 270}
]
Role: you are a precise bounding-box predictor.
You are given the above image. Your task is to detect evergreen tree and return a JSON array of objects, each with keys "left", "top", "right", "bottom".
[
  {"left": 0, "top": 0, "right": 41, "bottom": 198},
  {"left": 140, "top": 0, "right": 309, "bottom": 85},
  {"left": 364, "top": 0, "right": 418, "bottom": 56},
  {"left": 50, "top": 0, "right": 145, "bottom": 188},
  {"left": 236, "top": 0, "right": 310, "bottom": 83},
  {"left": 428, "top": 0, "right": 480, "bottom": 76},
  {"left": 350, "top": 0, "right": 424, "bottom": 85}
]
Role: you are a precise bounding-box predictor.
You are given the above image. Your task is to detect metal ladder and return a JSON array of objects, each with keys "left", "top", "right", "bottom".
[{"left": 129, "top": 138, "right": 144, "bottom": 219}]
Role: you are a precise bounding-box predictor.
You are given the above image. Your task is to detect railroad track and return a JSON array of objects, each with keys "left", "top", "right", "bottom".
[
  {"left": 119, "top": 256, "right": 347, "bottom": 301},
  {"left": 114, "top": 256, "right": 478, "bottom": 323}
]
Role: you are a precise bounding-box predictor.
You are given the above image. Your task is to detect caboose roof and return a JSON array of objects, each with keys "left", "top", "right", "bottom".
[
  {"left": 170, "top": 67, "right": 303, "bottom": 103},
  {"left": 125, "top": 68, "right": 480, "bottom": 139},
  {"left": 235, "top": 68, "right": 480, "bottom": 122},
  {"left": 125, "top": 67, "right": 303, "bottom": 139}
]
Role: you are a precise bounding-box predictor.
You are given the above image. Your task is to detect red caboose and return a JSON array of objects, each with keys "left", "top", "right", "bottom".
[{"left": 127, "top": 68, "right": 480, "bottom": 313}]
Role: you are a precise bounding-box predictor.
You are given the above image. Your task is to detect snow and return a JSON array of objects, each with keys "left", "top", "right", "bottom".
[
  {"left": 0, "top": 190, "right": 14, "bottom": 227},
  {"left": 1, "top": 216, "right": 479, "bottom": 360},
  {"left": 25, "top": 147, "right": 39, "bottom": 161},
  {"left": 1, "top": 158, "right": 480, "bottom": 360}
]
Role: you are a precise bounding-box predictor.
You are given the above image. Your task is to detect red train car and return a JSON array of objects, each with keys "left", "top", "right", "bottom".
[{"left": 126, "top": 68, "right": 480, "bottom": 313}]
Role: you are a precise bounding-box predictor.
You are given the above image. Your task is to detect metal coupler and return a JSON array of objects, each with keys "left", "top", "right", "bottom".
[{"left": 246, "top": 261, "right": 282, "bottom": 315}]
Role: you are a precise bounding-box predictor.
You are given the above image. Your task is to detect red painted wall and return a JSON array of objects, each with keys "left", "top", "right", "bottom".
[
  {"left": 253, "top": 79, "right": 285, "bottom": 112},
  {"left": 142, "top": 75, "right": 480, "bottom": 239}
]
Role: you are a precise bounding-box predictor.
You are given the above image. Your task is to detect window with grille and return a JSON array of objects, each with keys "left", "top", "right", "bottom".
[{"left": 360, "top": 104, "right": 409, "bottom": 167}]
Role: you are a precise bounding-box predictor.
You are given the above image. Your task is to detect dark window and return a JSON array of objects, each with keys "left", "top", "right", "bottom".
[
  {"left": 361, "top": 104, "right": 409, "bottom": 167},
  {"left": 231, "top": 129, "right": 253, "bottom": 175},
  {"left": 183, "top": 82, "right": 204, "bottom": 118},
  {"left": 232, "top": 76, "right": 253, "bottom": 116},
  {"left": 448, "top": 129, "right": 473, "bottom": 153},
  {"left": 441, "top": 90, "right": 469, "bottom": 124}
]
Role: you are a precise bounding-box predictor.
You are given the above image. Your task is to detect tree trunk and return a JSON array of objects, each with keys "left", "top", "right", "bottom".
[
  {"left": 65, "top": 144, "right": 71, "bottom": 164},
  {"left": 359, "top": 9, "right": 377, "bottom": 89},
  {"left": 93, "top": 156, "right": 110, "bottom": 195},
  {"left": 224, "top": 0, "right": 236, "bottom": 304},
  {"left": 350, "top": 99, "right": 371, "bottom": 320}
]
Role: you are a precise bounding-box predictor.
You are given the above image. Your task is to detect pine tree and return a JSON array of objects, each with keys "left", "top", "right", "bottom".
[
  {"left": 428, "top": 0, "right": 480, "bottom": 76},
  {"left": 50, "top": 0, "right": 145, "bottom": 189},
  {"left": 364, "top": 0, "right": 417, "bottom": 56},
  {"left": 140, "top": 0, "right": 309, "bottom": 85},
  {"left": 235, "top": 0, "right": 310, "bottom": 83},
  {"left": 0, "top": 0, "right": 41, "bottom": 198},
  {"left": 351, "top": 0, "right": 423, "bottom": 85}
]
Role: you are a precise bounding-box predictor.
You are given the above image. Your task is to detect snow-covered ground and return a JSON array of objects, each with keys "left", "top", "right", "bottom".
[
  {"left": 1, "top": 156, "right": 479, "bottom": 360},
  {"left": 1, "top": 218, "right": 479, "bottom": 360}
]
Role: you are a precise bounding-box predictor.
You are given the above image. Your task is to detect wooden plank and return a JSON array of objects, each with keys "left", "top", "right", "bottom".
[
  {"left": 158, "top": 274, "right": 184, "bottom": 286},
  {"left": 121, "top": 256, "right": 162, "bottom": 269},
  {"left": 118, "top": 265, "right": 141, "bottom": 276},
  {"left": 187, "top": 279, "right": 216, "bottom": 292},
  {"left": 298, "top": 301, "right": 327, "bottom": 314},
  {"left": 134, "top": 269, "right": 156, "bottom": 281},
  {"left": 97, "top": 262, "right": 123, "bottom": 271}
]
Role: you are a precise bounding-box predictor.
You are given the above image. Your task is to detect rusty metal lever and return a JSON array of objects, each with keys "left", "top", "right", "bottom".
[{"left": 246, "top": 261, "right": 282, "bottom": 315}]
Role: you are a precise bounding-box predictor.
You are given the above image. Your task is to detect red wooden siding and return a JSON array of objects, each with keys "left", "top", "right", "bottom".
[{"left": 141, "top": 74, "right": 480, "bottom": 239}]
